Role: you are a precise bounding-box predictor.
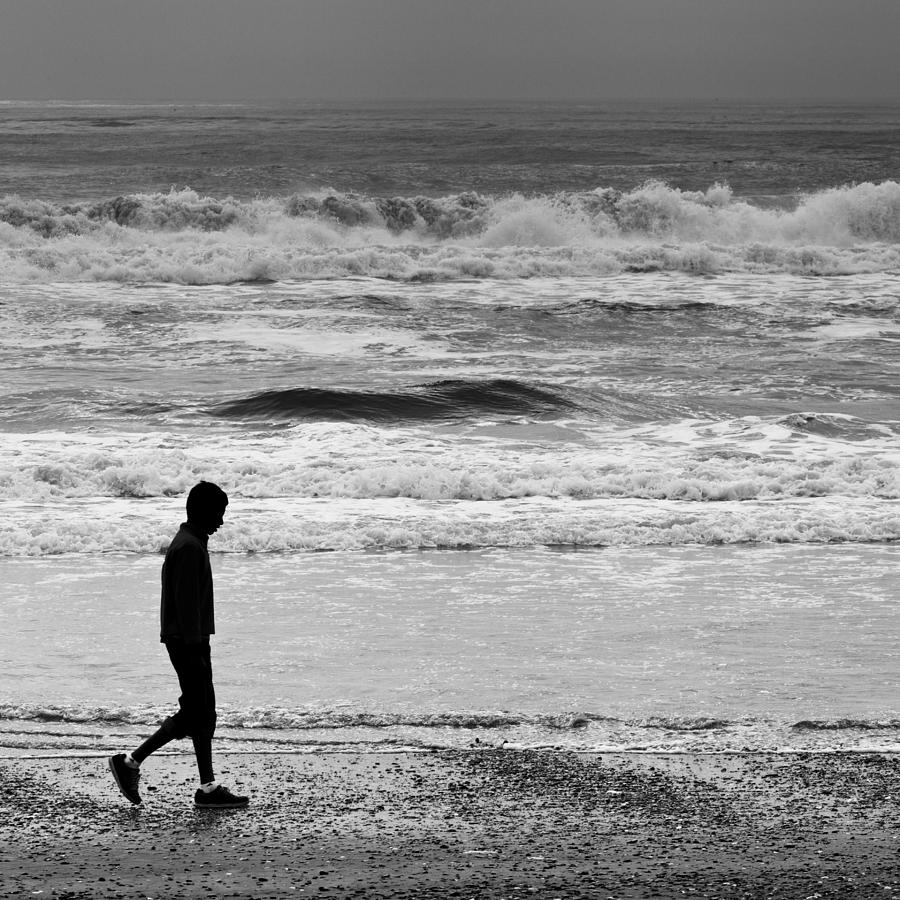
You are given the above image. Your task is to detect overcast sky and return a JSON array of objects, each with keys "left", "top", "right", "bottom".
[{"left": 1, "top": 0, "right": 898, "bottom": 101}]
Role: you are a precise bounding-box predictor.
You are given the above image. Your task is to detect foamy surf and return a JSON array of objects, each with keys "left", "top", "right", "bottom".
[
  {"left": 1, "top": 495, "right": 897, "bottom": 555},
  {"left": 0, "top": 396, "right": 897, "bottom": 555}
]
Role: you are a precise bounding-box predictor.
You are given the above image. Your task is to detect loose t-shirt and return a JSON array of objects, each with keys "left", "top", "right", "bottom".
[{"left": 160, "top": 523, "right": 215, "bottom": 643}]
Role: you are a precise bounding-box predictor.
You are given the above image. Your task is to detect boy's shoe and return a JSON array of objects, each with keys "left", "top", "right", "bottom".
[
  {"left": 194, "top": 785, "right": 249, "bottom": 809},
  {"left": 108, "top": 753, "right": 142, "bottom": 804}
]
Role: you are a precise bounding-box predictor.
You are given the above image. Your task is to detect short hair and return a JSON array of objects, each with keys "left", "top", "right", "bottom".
[{"left": 186, "top": 481, "right": 229, "bottom": 520}]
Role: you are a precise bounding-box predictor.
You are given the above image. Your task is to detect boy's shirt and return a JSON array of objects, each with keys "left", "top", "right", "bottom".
[{"left": 160, "top": 523, "right": 215, "bottom": 644}]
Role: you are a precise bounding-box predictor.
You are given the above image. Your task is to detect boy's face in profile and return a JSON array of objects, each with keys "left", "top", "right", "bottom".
[{"left": 195, "top": 503, "right": 227, "bottom": 536}]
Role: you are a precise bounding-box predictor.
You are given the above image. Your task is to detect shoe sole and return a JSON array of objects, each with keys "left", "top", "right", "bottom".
[{"left": 108, "top": 756, "right": 142, "bottom": 805}]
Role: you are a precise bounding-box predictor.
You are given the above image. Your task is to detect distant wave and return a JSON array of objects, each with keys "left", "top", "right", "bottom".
[
  {"left": 5, "top": 180, "right": 900, "bottom": 242},
  {"left": 213, "top": 379, "right": 579, "bottom": 423},
  {"left": 2, "top": 181, "right": 900, "bottom": 282}
]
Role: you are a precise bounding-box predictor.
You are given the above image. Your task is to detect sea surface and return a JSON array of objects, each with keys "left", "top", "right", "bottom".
[{"left": 0, "top": 100, "right": 898, "bottom": 756}]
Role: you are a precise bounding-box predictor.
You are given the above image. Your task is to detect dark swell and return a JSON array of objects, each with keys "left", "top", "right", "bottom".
[{"left": 213, "top": 379, "right": 579, "bottom": 423}]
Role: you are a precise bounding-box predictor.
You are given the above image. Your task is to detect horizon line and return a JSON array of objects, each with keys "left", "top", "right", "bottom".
[{"left": 2, "top": 95, "right": 898, "bottom": 106}]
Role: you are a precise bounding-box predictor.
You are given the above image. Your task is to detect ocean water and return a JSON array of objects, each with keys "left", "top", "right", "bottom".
[{"left": 0, "top": 100, "right": 898, "bottom": 755}]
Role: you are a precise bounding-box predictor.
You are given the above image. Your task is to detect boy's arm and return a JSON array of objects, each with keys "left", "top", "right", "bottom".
[{"left": 170, "top": 544, "right": 206, "bottom": 645}]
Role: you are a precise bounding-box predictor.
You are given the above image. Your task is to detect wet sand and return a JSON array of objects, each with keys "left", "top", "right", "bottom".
[{"left": 1, "top": 750, "right": 898, "bottom": 899}]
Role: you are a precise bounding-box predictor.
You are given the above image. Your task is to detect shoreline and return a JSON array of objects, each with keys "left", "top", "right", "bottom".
[
  {"left": 2, "top": 749, "right": 898, "bottom": 898},
  {"left": 5, "top": 746, "right": 900, "bottom": 758}
]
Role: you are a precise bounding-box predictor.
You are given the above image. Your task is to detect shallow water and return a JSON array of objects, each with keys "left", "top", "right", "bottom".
[{"left": 2, "top": 544, "right": 897, "bottom": 754}]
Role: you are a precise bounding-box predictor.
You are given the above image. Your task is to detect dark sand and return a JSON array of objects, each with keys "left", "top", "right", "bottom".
[{"left": 1, "top": 750, "right": 898, "bottom": 899}]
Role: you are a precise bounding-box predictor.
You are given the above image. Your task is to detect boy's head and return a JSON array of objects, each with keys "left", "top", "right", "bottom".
[{"left": 186, "top": 481, "right": 229, "bottom": 535}]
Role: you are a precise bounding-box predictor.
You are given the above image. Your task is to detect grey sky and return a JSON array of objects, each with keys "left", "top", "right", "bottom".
[{"left": 1, "top": 0, "right": 898, "bottom": 101}]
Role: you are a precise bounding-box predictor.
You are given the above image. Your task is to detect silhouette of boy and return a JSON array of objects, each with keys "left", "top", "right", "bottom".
[{"left": 109, "top": 481, "right": 248, "bottom": 808}]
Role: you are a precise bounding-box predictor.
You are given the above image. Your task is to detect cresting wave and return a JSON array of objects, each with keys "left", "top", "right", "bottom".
[{"left": 2, "top": 181, "right": 900, "bottom": 281}]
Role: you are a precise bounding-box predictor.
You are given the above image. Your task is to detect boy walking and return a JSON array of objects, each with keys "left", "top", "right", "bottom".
[{"left": 109, "top": 481, "right": 248, "bottom": 808}]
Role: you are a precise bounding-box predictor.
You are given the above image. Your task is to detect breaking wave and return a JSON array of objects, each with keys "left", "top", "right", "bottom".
[
  {"left": 4, "top": 413, "right": 899, "bottom": 507},
  {"left": 1, "top": 496, "right": 898, "bottom": 555},
  {"left": 2, "top": 180, "right": 900, "bottom": 282}
]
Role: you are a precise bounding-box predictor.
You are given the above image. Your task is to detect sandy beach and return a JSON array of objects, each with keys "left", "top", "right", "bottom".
[{"left": 1, "top": 750, "right": 898, "bottom": 899}]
